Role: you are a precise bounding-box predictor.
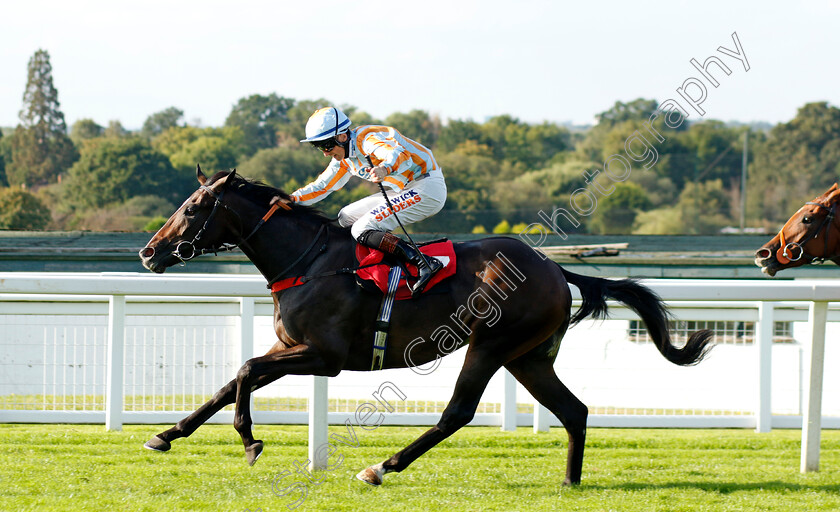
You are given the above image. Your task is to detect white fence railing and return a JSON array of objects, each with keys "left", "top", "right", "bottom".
[{"left": 0, "top": 272, "right": 837, "bottom": 472}]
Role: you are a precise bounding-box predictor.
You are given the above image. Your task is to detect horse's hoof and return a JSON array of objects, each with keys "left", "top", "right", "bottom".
[
  {"left": 355, "top": 466, "right": 383, "bottom": 486},
  {"left": 246, "top": 440, "right": 263, "bottom": 466},
  {"left": 143, "top": 435, "right": 171, "bottom": 452}
]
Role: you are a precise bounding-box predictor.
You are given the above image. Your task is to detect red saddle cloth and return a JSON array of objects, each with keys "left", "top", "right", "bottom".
[{"left": 355, "top": 240, "right": 456, "bottom": 300}]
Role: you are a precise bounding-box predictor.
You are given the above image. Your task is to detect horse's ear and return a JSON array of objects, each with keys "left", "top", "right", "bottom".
[
  {"left": 223, "top": 169, "right": 237, "bottom": 189},
  {"left": 827, "top": 185, "right": 840, "bottom": 204},
  {"left": 210, "top": 168, "right": 237, "bottom": 190},
  {"left": 196, "top": 164, "right": 207, "bottom": 185}
]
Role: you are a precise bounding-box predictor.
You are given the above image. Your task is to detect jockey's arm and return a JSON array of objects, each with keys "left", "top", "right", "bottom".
[{"left": 290, "top": 161, "right": 351, "bottom": 205}]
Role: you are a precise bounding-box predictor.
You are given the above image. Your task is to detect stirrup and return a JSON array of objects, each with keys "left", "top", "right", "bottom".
[{"left": 409, "top": 257, "right": 443, "bottom": 297}]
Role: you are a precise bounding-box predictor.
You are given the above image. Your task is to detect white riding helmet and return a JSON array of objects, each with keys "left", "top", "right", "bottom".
[{"left": 300, "top": 107, "right": 352, "bottom": 142}]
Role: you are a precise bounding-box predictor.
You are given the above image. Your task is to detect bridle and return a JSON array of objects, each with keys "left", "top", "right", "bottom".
[
  {"left": 773, "top": 201, "right": 837, "bottom": 265},
  {"left": 172, "top": 184, "right": 288, "bottom": 264},
  {"left": 169, "top": 183, "right": 338, "bottom": 288}
]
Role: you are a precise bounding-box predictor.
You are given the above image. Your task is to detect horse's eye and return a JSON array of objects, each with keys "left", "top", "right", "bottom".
[
  {"left": 803, "top": 216, "right": 813, "bottom": 224},
  {"left": 185, "top": 206, "right": 197, "bottom": 216}
]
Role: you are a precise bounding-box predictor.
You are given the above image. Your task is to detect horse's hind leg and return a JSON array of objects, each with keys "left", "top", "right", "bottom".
[
  {"left": 505, "top": 354, "right": 588, "bottom": 486},
  {"left": 144, "top": 372, "right": 281, "bottom": 451},
  {"left": 356, "top": 348, "right": 502, "bottom": 485}
]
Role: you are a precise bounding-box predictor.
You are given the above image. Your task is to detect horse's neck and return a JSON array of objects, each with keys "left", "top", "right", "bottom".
[{"left": 240, "top": 215, "right": 354, "bottom": 282}]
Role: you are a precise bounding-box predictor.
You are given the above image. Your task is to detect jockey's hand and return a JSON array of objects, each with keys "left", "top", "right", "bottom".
[{"left": 369, "top": 166, "right": 388, "bottom": 183}]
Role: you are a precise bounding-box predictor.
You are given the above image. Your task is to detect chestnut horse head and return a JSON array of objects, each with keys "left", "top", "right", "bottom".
[{"left": 755, "top": 183, "right": 840, "bottom": 276}]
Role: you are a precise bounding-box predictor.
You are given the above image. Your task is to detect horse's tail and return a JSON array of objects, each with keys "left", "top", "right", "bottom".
[{"left": 560, "top": 266, "right": 713, "bottom": 366}]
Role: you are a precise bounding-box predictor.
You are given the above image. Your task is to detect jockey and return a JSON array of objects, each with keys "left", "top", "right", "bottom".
[{"left": 292, "top": 106, "right": 447, "bottom": 296}]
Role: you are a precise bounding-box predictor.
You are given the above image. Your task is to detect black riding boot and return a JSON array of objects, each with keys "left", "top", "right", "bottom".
[{"left": 358, "top": 230, "right": 443, "bottom": 298}]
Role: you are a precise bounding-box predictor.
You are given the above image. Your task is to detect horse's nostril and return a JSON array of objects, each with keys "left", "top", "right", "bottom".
[
  {"left": 754, "top": 248, "right": 772, "bottom": 260},
  {"left": 141, "top": 247, "right": 155, "bottom": 259}
]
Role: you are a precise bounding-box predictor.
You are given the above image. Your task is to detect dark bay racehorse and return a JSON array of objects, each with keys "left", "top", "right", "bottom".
[
  {"left": 139, "top": 166, "right": 713, "bottom": 486},
  {"left": 755, "top": 183, "right": 840, "bottom": 276}
]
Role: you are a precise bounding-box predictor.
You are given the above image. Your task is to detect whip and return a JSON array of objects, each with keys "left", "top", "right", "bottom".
[{"left": 365, "top": 156, "right": 431, "bottom": 267}]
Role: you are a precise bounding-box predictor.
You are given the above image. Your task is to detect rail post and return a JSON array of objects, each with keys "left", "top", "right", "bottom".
[
  {"left": 309, "top": 376, "right": 329, "bottom": 470},
  {"left": 240, "top": 297, "right": 255, "bottom": 414},
  {"left": 755, "top": 302, "right": 774, "bottom": 433},
  {"left": 801, "top": 300, "right": 828, "bottom": 472},
  {"left": 534, "top": 402, "right": 551, "bottom": 433},
  {"left": 501, "top": 370, "right": 517, "bottom": 431},
  {"left": 105, "top": 295, "right": 126, "bottom": 431}
]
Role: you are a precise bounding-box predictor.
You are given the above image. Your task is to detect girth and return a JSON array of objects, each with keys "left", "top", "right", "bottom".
[{"left": 370, "top": 266, "right": 402, "bottom": 371}]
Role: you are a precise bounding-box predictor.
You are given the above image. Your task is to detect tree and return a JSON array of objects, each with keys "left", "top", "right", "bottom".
[
  {"left": 151, "top": 126, "right": 206, "bottom": 157},
  {"left": 0, "top": 188, "right": 51, "bottom": 230},
  {"left": 518, "top": 160, "right": 594, "bottom": 201},
  {"left": 238, "top": 145, "right": 326, "bottom": 191},
  {"left": 225, "top": 93, "right": 295, "bottom": 156},
  {"left": 64, "top": 137, "right": 185, "bottom": 209},
  {"left": 169, "top": 136, "right": 239, "bottom": 174},
  {"left": 385, "top": 110, "right": 440, "bottom": 147},
  {"left": 587, "top": 181, "right": 652, "bottom": 234},
  {"left": 625, "top": 168, "right": 677, "bottom": 207},
  {"left": 153, "top": 126, "right": 245, "bottom": 173},
  {"left": 70, "top": 119, "right": 104, "bottom": 143},
  {"left": 141, "top": 107, "right": 184, "bottom": 139},
  {"left": 596, "top": 98, "right": 659, "bottom": 127},
  {"left": 521, "top": 122, "right": 571, "bottom": 168},
  {"left": 492, "top": 220, "right": 512, "bottom": 234},
  {"left": 0, "top": 129, "right": 6, "bottom": 187},
  {"left": 6, "top": 49, "right": 78, "bottom": 187},
  {"left": 634, "top": 179, "right": 730, "bottom": 234},
  {"left": 69, "top": 194, "right": 176, "bottom": 231},
  {"left": 489, "top": 178, "right": 553, "bottom": 225},
  {"left": 436, "top": 119, "right": 485, "bottom": 153},
  {"left": 679, "top": 121, "right": 744, "bottom": 187},
  {"left": 104, "top": 120, "right": 130, "bottom": 138},
  {"left": 422, "top": 151, "right": 508, "bottom": 231},
  {"left": 748, "top": 102, "right": 840, "bottom": 223},
  {"left": 480, "top": 115, "right": 522, "bottom": 162}
]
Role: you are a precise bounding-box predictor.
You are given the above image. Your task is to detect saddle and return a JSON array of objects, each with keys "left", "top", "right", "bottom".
[
  {"left": 355, "top": 239, "right": 456, "bottom": 370},
  {"left": 269, "top": 239, "right": 457, "bottom": 371},
  {"left": 354, "top": 239, "right": 456, "bottom": 300}
]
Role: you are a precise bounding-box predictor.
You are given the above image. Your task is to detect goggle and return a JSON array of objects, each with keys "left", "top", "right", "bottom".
[{"left": 310, "top": 137, "right": 338, "bottom": 152}]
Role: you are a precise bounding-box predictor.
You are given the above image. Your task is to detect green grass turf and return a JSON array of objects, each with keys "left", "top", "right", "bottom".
[{"left": 0, "top": 424, "right": 837, "bottom": 511}]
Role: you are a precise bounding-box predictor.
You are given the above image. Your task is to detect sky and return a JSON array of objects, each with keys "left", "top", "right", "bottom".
[{"left": 1, "top": 0, "right": 838, "bottom": 131}]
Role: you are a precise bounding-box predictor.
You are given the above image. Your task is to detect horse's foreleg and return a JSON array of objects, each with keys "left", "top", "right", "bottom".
[
  {"left": 505, "top": 355, "right": 588, "bottom": 486},
  {"left": 233, "top": 344, "right": 333, "bottom": 466},
  {"left": 144, "top": 373, "right": 282, "bottom": 452},
  {"left": 356, "top": 350, "right": 500, "bottom": 486}
]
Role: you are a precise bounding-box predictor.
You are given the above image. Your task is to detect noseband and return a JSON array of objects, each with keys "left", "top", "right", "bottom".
[
  {"left": 172, "top": 185, "right": 287, "bottom": 264},
  {"left": 775, "top": 201, "right": 837, "bottom": 264}
]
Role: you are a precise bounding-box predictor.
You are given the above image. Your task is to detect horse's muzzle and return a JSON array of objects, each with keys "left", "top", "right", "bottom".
[
  {"left": 140, "top": 246, "right": 167, "bottom": 273},
  {"left": 754, "top": 247, "right": 778, "bottom": 276}
]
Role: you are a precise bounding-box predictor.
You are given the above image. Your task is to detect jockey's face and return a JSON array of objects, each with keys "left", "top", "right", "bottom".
[{"left": 322, "top": 132, "right": 348, "bottom": 160}]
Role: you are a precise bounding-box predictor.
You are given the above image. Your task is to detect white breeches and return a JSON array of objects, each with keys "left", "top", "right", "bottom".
[{"left": 338, "top": 170, "right": 447, "bottom": 240}]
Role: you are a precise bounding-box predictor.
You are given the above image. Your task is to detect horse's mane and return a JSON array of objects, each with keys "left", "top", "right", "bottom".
[{"left": 207, "top": 170, "right": 337, "bottom": 224}]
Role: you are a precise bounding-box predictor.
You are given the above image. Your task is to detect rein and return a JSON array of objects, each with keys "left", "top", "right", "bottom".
[
  {"left": 170, "top": 183, "right": 376, "bottom": 291},
  {"left": 775, "top": 201, "right": 837, "bottom": 264},
  {"left": 265, "top": 223, "right": 329, "bottom": 286},
  {"left": 173, "top": 185, "right": 290, "bottom": 264}
]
